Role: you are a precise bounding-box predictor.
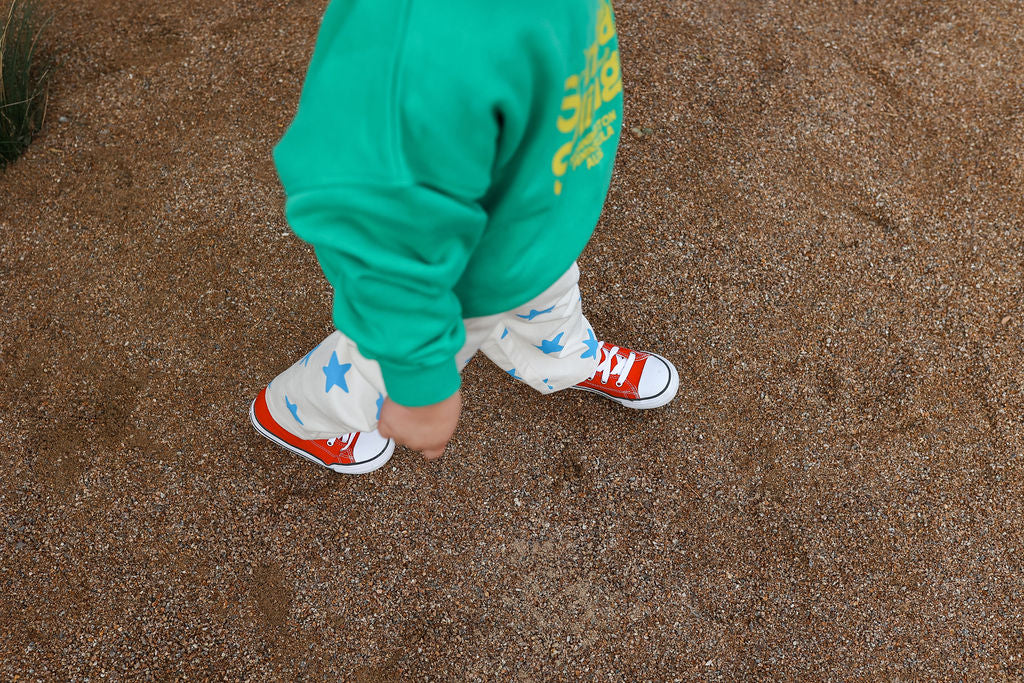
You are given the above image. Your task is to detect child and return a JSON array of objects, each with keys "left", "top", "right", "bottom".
[{"left": 250, "top": 0, "right": 679, "bottom": 473}]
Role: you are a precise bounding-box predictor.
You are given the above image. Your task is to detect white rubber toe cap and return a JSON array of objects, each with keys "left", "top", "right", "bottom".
[
  {"left": 330, "top": 429, "right": 395, "bottom": 474},
  {"left": 631, "top": 353, "right": 679, "bottom": 409}
]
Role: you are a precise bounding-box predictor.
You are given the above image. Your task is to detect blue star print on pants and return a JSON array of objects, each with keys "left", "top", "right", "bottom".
[
  {"left": 536, "top": 332, "right": 565, "bottom": 355},
  {"left": 581, "top": 329, "right": 600, "bottom": 359},
  {"left": 516, "top": 305, "right": 556, "bottom": 321},
  {"left": 375, "top": 392, "right": 384, "bottom": 421},
  {"left": 285, "top": 395, "right": 303, "bottom": 425},
  {"left": 323, "top": 351, "right": 352, "bottom": 393},
  {"left": 507, "top": 368, "right": 523, "bottom": 380},
  {"left": 300, "top": 343, "right": 320, "bottom": 367}
]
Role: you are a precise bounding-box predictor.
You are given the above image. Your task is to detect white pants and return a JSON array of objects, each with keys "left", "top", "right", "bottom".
[{"left": 266, "top": 263, "right": 601, "bottom": 439}]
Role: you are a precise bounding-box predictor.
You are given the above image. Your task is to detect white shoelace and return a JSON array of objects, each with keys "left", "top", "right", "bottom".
[
  {"left": 326, "top": 433, "right": 354, "bottom": 448},
  {"left": 592, "top": 344, "right": 637, "bottom": 387}
]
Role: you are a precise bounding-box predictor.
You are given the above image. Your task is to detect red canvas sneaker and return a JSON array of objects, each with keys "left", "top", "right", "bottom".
[
  {"left": 249, "top": 387, "right": 394, "bottom": 474},
  {"left": 572, "top": 342, "right": 679, "bottom": 409}
]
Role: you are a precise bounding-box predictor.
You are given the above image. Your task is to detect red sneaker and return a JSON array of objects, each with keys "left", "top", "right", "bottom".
[
  {"left": 572, "top": 342, "right": 678, "bottom": 409},
  {"left": 249, "top": 387, "right": 394, "bottom": 474}
]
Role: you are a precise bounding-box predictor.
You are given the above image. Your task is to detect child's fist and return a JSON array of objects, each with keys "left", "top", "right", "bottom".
[{"left": 377, "top": 391, "right": 461, "bottom": 460}]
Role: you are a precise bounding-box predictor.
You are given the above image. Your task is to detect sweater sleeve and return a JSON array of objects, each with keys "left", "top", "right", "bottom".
[
  {"left": 271, "top": 0, "right": 506, "bottom": 406},
  {"left": 282, "top": 182, "right": 488, "bottom": 407}
]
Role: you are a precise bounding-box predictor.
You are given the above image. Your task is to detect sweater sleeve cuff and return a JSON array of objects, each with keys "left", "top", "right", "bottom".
[{"left": 378, "top": 356, "right": 461, "bottom": 407}]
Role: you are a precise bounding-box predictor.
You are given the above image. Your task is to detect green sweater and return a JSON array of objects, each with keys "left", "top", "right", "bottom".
[{"left": 274, "top": 0, "right": 623, "bottom": 406}]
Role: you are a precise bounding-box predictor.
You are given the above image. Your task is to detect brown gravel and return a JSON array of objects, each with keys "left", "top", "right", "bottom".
[{"left": 2, "top": 0, "right": 1023, "bottom": 679}]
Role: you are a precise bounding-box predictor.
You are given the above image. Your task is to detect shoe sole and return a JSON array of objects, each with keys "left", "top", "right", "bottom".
[
  {"left": 249, "top": 399, "right": 395, "bottom": 475},
  {"left": 570, "top": 351, "right": 680, "bottom": 409}
]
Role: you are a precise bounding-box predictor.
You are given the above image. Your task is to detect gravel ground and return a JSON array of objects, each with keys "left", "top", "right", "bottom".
[{"left": 1, "top": 0, "right": 1022, "bottom": 679}]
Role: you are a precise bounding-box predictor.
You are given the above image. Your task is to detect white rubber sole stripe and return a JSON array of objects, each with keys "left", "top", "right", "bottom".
[
  {"left": 569, "top": 352, "right": 680, "bottom": 409},
  {"left": 249, "top": 400, "right": 395, "bottom": 475}
]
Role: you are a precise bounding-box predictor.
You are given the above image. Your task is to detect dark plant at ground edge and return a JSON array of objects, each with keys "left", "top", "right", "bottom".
[{"left": 1, "top": 0, "right": 51, "bottom": 170}]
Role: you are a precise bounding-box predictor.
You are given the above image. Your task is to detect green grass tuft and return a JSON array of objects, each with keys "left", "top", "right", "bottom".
[{"left": 1, "top": 0, "right": 51, "bottom": 170}]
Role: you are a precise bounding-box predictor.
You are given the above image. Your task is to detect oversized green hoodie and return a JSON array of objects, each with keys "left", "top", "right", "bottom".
[{"left": 274, "top": 0, "right": 623, "bottom": 406}]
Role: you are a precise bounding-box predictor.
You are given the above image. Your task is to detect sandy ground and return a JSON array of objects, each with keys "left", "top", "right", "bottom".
[{"left": 1, "top": 0, "right": 1022, "bottom": 678}]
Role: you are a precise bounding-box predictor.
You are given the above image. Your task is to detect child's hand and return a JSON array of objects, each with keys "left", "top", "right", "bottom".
[{"left": 377, "top": 391, "right": 462, "bottom": 460}]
